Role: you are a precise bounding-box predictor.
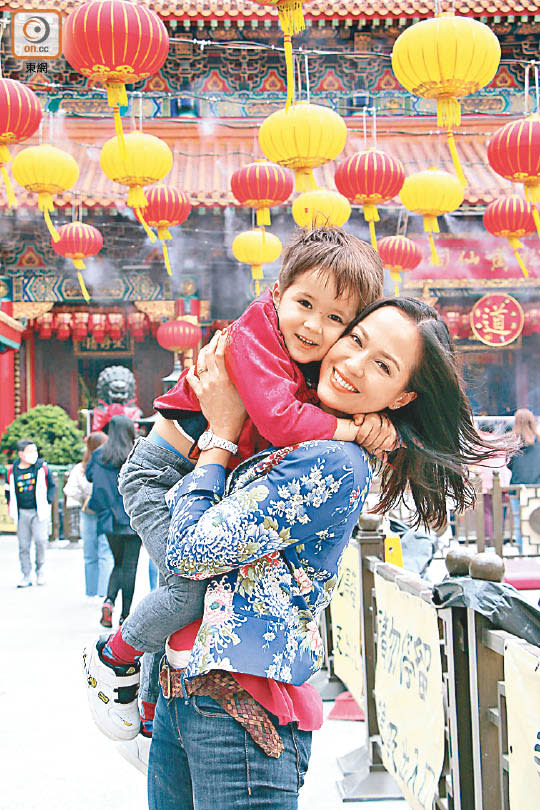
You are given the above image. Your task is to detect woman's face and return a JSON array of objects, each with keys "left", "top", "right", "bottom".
[{"left": 317, "top": 306, "right": 422, "bottom": 415}]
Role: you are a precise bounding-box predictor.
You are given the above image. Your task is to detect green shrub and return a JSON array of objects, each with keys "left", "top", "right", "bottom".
[{"left": 0, "top": 405, "right": 84, "bottom": 465}]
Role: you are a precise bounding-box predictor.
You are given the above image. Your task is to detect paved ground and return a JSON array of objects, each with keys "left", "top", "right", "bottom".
[{"left": 1, "top": 533, "right": 409, "bottom": 810}]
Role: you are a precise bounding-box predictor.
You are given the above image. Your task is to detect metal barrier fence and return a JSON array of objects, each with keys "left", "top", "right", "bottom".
[{"left": 329, "top": 514, "right": 540, "bottom": 809}]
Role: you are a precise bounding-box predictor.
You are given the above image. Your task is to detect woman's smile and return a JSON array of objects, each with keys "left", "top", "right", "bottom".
[{"left": 330, "top": 367, "right": 360, "bottom": 394}]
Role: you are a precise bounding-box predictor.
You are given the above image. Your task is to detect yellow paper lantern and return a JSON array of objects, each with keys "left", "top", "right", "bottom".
[
  {"left": 259, "top": 102, "right": 347, "bottom": 192},
  {"left": 399, "top": 168, "right": 464, "bottom": 265},
  {"left": 232, "top": 228, "right": 282, "bottom": 295},
  {"left": 100, "top": 131, "right": 173, "bottom": 241},
  {"left": 11, "top": 144, "right": 79, "bottom": 241},
  {"left": 292, "top": 189, "right": 351, "bottom": 229},
  {"left": 392, "top": 12, "right": 500, "bottom": 185}
]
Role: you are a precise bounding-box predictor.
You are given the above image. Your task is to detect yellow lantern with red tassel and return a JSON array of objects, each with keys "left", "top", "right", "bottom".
[
  {"left": 51, "top": 222, "right": 103, "bottom": 302},
  {"left": 100, "top": 132, "right": 173, "bottom": 241},
  {"left": 11, "top": 145, "right": 79, "bottom": 241},
  {"left": 140, "top": 185, "right": 192, "bottom": 275},
  {"left": 0, "top": 79, "right": 42, "bottom": 208},
  {"left": 232, "top": 229, "right": 282, "bottom": 296},
  {"left": 392, "top": 12, "right": 500, "bottom": 185},
  {"left": 63, "top": 0, "right": 169, "bottom": 154},
  {"left": 335, "top": 149, "right": 405, "bottom": 249},
  {"left": 399, "top": 168, "right": 464, "bottom": 265},
  {"left": 292, "top": 189, "right": 351, "bottom": 229},
  {"left": 483, "top": 196, "right": 535, "bottom": 278},
  {"left": 487, "top": 115, "right": 540, "bottom": 237},
  {"left": 231, "top": 161, "right": 293, "bottom": 228},
  {"left": 377, "top": 236, "right": 422, "bottom": 296},
  {"left": 259, "top": 102, "right": 347, "bottom": 192}
]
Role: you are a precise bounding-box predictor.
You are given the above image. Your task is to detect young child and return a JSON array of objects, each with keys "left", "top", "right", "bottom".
[{"left": 83, "top": 227, "right": 392, "bottom": 742}]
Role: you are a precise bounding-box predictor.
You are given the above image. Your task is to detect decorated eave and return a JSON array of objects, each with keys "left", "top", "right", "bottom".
[
  {"left": 0, "top": 116, "right": 518, "bottom": 211},
  {"left": 1, "top": 0, "right": 540, "bottom": 22}
]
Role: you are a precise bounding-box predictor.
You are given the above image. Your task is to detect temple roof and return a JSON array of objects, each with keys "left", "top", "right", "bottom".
[
  {"left": 1, "top": 0, "right": 538, "bottom": 21},
  {"left": 0, "top": 116, "right": 516, "bottom": 211}
]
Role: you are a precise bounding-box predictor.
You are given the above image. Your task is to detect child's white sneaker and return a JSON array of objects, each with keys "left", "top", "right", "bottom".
[
  {"left": 82, "top": 636, "right": 140, "bottom": 741},
  {"left": 117, "top": 734, "right": 151, "bottom": 775}
]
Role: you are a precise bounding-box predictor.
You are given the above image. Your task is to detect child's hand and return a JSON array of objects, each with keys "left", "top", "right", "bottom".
[{"left": 353, "top": 413, "right": 399, "bottom": 460}]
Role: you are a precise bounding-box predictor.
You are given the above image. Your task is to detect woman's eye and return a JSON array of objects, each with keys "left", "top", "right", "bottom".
[
  {"left": 350, "top": 334, "right": 362, "bottom": 346},
  {"left": 377, "top": 361, "right": 391, "bottom": 375},
  {"left": 329, "top": 314, "right": 344, "bottom": 323}
]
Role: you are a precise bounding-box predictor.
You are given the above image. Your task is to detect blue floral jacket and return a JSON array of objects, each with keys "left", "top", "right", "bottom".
[{"left": 166, "top": 440, "right": 372, "bottom": 686}]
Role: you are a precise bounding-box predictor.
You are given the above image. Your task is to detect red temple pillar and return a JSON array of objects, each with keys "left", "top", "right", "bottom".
[{"left": 0, "top": 350, "right": 15, "bottom": 435}]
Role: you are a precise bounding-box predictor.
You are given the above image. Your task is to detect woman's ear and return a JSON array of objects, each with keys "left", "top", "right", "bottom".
[{"left": 388, "top": 391, "right": 417, "bottom": 410}]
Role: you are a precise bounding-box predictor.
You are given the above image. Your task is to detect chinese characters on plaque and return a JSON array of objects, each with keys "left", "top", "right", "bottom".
[
  {"left": 330, "top": 541, "right": 363, "bottom": 707},
  {"left": 470, "top": 293, "right": 524, "bottom": 346}
]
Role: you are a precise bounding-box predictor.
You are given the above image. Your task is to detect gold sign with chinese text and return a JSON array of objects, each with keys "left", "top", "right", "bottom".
[
  {"left": 73, "top": 333, "right": 134, "bottom": 357},
  {"left": 330, "top": 541, "right": 363, "bottom": 706},
  {"left": 470, "top": 294, "right": 524, "bottom": 346}
]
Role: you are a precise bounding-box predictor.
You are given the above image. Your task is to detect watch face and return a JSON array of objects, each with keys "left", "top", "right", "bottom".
[{"left": 198, "top": 431, "right": 213, "bottom": 451}]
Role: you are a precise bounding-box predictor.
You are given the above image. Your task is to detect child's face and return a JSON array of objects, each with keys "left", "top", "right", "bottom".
[{"left": 273, "top": 268, "right": 359, "bottom": 364}]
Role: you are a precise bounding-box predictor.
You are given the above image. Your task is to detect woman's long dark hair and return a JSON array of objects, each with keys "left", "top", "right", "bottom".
[
  {"left": 345, "top": 297, "right": 518, "bottom": 529},
  {"left": 100, "top": 415, "right": 136, "bottom": 468}
]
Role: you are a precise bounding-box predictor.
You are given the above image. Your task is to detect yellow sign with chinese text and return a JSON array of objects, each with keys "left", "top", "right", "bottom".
[
  {"left": 330, "top": 541, "right": 363, "bottom": 706},
  {"left": 374, "top": 573, "right": 445, "bottom": 810}
]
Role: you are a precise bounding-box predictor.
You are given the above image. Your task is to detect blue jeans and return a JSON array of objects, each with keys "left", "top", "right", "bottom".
[
  {"left": 148, "top": 691, "right": 311, "bottom": 810},
  {"left": 80, "top": 511, "right": 114, "bottom": 597},
  {"left": 149, "top": 558, "right": 158, "bottom": 591}
]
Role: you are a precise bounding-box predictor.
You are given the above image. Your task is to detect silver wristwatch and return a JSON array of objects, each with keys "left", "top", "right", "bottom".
[{"left": 197, "top": 429, "right": 238, "bottom": 455}]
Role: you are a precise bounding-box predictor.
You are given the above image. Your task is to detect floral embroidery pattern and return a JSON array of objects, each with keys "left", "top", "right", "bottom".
[{"left": 166, "top": 440, "right": 372, "bottom": 685}]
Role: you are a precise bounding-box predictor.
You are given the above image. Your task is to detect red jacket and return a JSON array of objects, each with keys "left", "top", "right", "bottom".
[{"left": 153, "top": 290, "right": 337, "bottom": 461}]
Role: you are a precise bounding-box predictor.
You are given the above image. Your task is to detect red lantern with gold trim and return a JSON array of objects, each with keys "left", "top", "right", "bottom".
[
  {"left": 127, "top": 312, "right": 148, "bottom": 342},
  {"left": 231, "top": 161, "right": 294, "bottom": 228},
  {"left": 90, "top": 313, "right": 107, "bottom": 344},
  {"left": 483, "top": 196, "right": 535, "bottom": 278},
  {"left": 335, "top": 149, "right": 405, "bottom": 249},
  {"left": 377, "top": 235, "right": 422, "bottom": 296},
  {"left": 51, "top": 222, "right": 103, "bottom": 303},
  {"left": 36, "top": 312, "right": 53, "bottom": 340},
  {"left": 72, "top": 312, "right": 89, "bottom": 341},
  {"left": 63, "top": 0, "right": 169, "bottom": 149},
  {"left": 487, "top": 116, "right": 540, "bottom": 235},
  {"left": 141, "top": 185, "right": 192, "bottom": 276},
  {"left": 0, "top": 79, "right": 42, "bottom": 208},
  {"left": 107, "top": 313, "right": 124, "bottom": 342},
  {"left": 156, "top": 319, "right": 202, "bottom": 353},
  {"left": 55, "top": 313, "right": 72, "bottom": 341}
]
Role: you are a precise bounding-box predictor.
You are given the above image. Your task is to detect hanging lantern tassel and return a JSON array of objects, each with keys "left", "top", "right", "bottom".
[
  {"left": 508, "top": 237, "right": 529, "bottom": 278},
  {"left": 106, "top": 83, "right": 128, "bottom": 159},
  {"left": 157, "top": 222, "right": 173, "bottom": 275},
  {"left": 283, "top": 34, "right": 295, "bottom": 110},
  {"left": 68, "top": 256, "right": 91, "bottom": 302},
  {"left": 446, "top": 130, "right": 467, "bottom": 187},
  {"left": 363, "top": 203, "right": 380, "bottom": 251},
  {"left": 251, "top": 263, "right": 264, "bottom": 296},
  {"left": 528, "top": 202, "right": 540, "bottom": 240},
  {"left": 37, "top": 191, "right": 60, "bottom": 242},
  {"left": 389, "top": 270, "right": 401, "bottom": 297},
  {"left": 0, "top": 146, "right": 17, "bottom": 208},
  {"left": 129, "top": 186, "right": 156, "bottom": 242},
  {"left": 277, "top": 0, "right": 305, "bottom": 35},
  {"left": 294, "top": 169, "right": 317, "bottom": 194},
  {"left": 524, "top": 184, "right": 540, "bottom": 204},
  {"left": 256, "top": 206, "right": 271, "bottom": 227},
  {"left": 423, "top": 215, "right": 440, "bottom": 266}
]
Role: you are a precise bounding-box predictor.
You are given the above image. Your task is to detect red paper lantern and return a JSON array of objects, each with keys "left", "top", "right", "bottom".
[
  {"left": 107, "top": 313, "right": 124, "bottom": 341},
  {"left": 63, "top": 0, "right": 169, "bottom": 143},
  {"left": 483, "top": 196, "right": 535, "bottom": 278},
  {"left": 230, "top": 161, "right": 294, "bottom": 227},
  {"left": 141, "top": 185, "right": 192, "bottom": 275},
  {"left": 51, "top": 222, "right": 103, "bottom": 303},
  {"left": 36, "top": 312, "right": 53, "bottom": 340},
  {"left": 334, "top": 149, "right": 405, "bottom": 249},
  {"left": 487, "top": 116, "right": 540, "bottom": 214},
  {"left": 156, "top": 319, "right": 202, "bottom": 352},
  {"left": 90, "top": 313, "right": 107, "bottom": 344},
  {"left": 127, "top": 312, "right": 148, "bottom": 342},
  {"left": 55, "top": 313, "right": 72, "bottom": 341},
  {"left": 377, "top": 235, "right": 422, "bottom": 295},
  {"left": 72, "top": 312, "right": 89, "bottom": 341},
  {"left": 0, "top": 79, "right": 42, "bottom": 207}
]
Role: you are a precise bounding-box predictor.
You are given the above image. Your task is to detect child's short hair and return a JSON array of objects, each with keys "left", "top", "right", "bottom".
[{"left": 278, "top": 227, "right": 384, "bottom": 310}]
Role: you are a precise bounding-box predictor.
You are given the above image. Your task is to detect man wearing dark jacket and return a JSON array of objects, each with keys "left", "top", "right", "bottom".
[{"left": 6, "top": 439, "right": 56, "bottom": 587}]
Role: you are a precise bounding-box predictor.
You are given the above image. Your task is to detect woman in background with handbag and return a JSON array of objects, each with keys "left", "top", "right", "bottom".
[{"left": 64, "top": 431, "right": 112, "bottom": 602}]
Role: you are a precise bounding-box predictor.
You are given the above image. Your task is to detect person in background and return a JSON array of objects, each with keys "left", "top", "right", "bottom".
[
  {"left": 509, "top": 409, "right": 540, "bottom": 549},
  {"left": 86, "top": 416, "right": 141, "bottom": 628},
  {"left": 6, "top": 439, "right": 56, "bottom": 588},
  {"left": 64, "top": 431, "right": 113, "bottom": 602}
]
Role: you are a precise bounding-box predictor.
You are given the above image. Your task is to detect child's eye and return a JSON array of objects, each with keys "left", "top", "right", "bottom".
[
  {"left": 377, "top": 360, "right": 391, "bottom": 375},
  {"left": 329, "top": 314, "right": 344, "bottom": 323},
  {"left": 298, "top": 299, "right": 311, "bottom": 308}
]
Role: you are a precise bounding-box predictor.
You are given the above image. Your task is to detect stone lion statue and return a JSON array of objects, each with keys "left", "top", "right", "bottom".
[{"left": 92, "top": 365, "right": 141, "bottom": 431}]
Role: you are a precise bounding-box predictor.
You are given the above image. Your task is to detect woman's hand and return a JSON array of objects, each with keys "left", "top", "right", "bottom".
[
  {"left": 353, "top": 413, "right": 399, "bottom": 459},
  {"left": 187, "top": 332, "right": 247, "bottom": 443}
]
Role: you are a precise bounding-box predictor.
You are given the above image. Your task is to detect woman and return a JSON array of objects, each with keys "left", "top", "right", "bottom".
[
  {"left": 509, "top": 408, "right": 540, "bottom": 548},
  {"left": 63, "top": 430, "right": 112, "bottom": 600},
  {"left": 148, "top": 298, "right": 509, "bottom": 810},
  {"left": 86, "top": 415, "right": 141, "bottom": 628}
]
